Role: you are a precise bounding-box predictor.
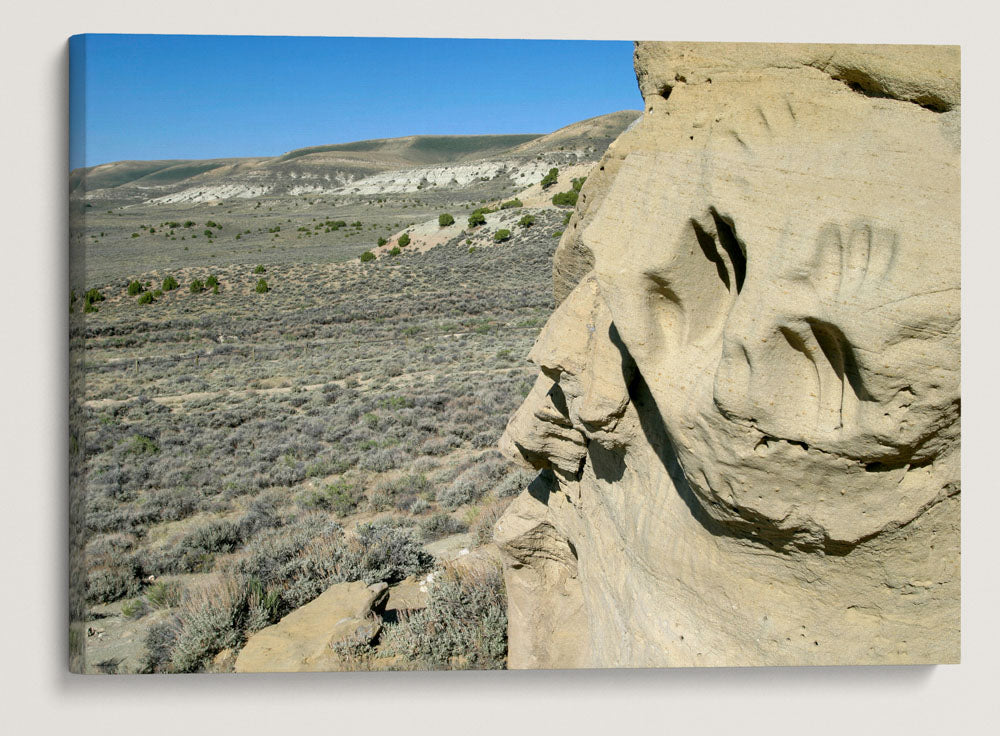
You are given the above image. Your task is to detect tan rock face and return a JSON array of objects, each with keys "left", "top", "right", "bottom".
[{"left": 499, "top": 42, "right": 960, "bottom": 668}]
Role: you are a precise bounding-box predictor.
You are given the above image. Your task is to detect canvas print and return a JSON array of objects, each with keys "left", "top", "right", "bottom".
[{"left": 68, "top": 36, "right": 960, "bottom": 674}]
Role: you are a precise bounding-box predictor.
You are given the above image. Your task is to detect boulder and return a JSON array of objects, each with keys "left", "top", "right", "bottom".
[{"left": 234, "top": 581, "right": 389, "bottom": 673}]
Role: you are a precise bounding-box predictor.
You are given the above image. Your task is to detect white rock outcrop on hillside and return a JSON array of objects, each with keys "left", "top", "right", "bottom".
[{"left": 147, "top": 183, "right": 272, "bottom": 204}]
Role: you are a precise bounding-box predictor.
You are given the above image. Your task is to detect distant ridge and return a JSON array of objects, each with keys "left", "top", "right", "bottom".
[
  {"left": 275, "top": 134, "right": 543, "bottom": 165},
  {"left": 70, "top": 110, "right": 640, "bottom": 199}
]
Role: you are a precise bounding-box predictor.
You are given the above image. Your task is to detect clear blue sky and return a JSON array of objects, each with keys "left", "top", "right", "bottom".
[{"left": 69, "top": 35, "right": 642, "bottom": 170}]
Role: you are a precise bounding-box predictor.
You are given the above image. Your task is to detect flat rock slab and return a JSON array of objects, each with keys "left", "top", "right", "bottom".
[
  {"left": 383, "top": 575, "right": 427, "bottom": 615},
  {"left": 422, "top": 532, "right": 473, "bottom": 561},
  {"left": 235, "top": 580, "right": 383, "bottom": 673}
]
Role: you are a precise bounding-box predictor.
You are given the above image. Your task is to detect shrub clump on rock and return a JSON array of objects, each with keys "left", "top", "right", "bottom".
[
  {"left": 381, "top": 564, "right": 507, "bottom": 670},
  {"left": 162, "top": 517, "right": 434, "bottom": 673}
]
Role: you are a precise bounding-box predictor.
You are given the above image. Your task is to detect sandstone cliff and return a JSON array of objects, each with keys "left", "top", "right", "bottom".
[{"left": 499, "top": 42, "right": 960, "bottom": 667}]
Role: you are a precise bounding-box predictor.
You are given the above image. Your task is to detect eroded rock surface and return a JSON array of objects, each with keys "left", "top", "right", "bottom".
[{"left": 499, "top": 42, "right": 960, "bottom": 667}]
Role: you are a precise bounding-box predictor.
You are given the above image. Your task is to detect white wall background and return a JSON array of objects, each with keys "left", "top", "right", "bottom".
[{"left": 3, "top": 2, "right": 997, "bottom": 733}]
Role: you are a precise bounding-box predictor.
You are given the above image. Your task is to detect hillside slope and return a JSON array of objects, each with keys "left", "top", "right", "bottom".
[{"left": 70, "top": 111, "right": 640, "bottom": 205}]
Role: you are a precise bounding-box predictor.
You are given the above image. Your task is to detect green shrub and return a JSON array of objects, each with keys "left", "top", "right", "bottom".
[
  {"left": 438, "top": 213, "right": 455, "bottom": 227},
  {"left": 552, "top": 189, "right": 578, "bottom": 207},
  {"left": 572, "top": 176, "right": 587, "bottom": 192},
  {"left": 121, "top": 598, "right": 148, "bottom": 620},
  {"left": 300, "top": 478, "right": 364, "bottom": 517},
  {"left": 499, "top": 198, "right": 522, "bottom": 209},
  {"left": 360, "top": 251, "right": 376, "bottom": 263},
  {"left": 493, "top": 229, "right": 511, "bottom": 243},
  {"left": 255, "top": 278, "right": 269, "bottom": 293},
  {"left": 398, "top": 233, "right": 411, "bottom": 247},
  {"left": 131, "top": 233, "right": 140, "bottom": 238},
  {"left": 552, "top": 230, "right": 563, "bottom": 238},
  {"left": 162, "top": 275, "right": 179, "bottom": 291},
  {"left": 518, "top": 215, "right": 535, "bottom": 228},
  {"left": 146, "top": 580, "right": 182, "bottom": 609},
  {"left": 468, "top": 211, "right": 486, "bottom": 227},
  {"left": 540, "top": 167, "right": 559, "bottom": 189},
  {"left": 152, "top": 289, "right": 163, "bottom": 298},
  {"left": 562, "top": 211, "right": 572, "bottom": 225},
  {"left": 125, "top": 434, "right": 159, "bottom": 455},
  {"left": 127, "top": 280, "right": 143, "bottom": 296},
  {"left": 389, "top": 247, "right": 401, "bottom": 256},
  {"left": 189, "top": 279, "right": 205, "bottom": 294},
  {"left": 83, "top": 288, "right": 104, "bottom": 312},
  {"left": 203, "top": 229, "right": 213, "bottom": 237},
  {"left": 253, "top": 264, "right": 266, "bottom": 274},
  {"left": 377, "top": 236, "right": 388, "bottom": 246},
  {"left": 205, "top": 274, "right": 219, "bottom": 288}
]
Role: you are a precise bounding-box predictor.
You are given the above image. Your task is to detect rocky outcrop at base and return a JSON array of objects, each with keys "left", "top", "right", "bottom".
[{"left": 234, "top": 581, "right": 391, "bottom": 673}]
